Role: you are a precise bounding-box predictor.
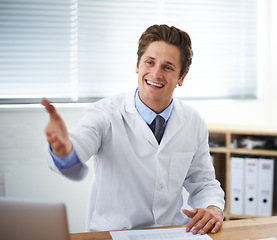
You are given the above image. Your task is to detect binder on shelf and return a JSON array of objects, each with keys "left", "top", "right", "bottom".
[
  {"left": 257, "top": 158, "right": 274, "bottom": 216},
  {"left": 229, "top": 157, "right": 245, "bottom": 215},
  {"left": 244, "top": 158, "right": 258, "bottom": 216}
]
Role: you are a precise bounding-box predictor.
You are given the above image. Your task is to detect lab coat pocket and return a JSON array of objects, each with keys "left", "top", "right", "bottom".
[
  {"left": 89, "top": 212, "right": 131, "bottom": 231},
  {"left": 168, "top": 152, "right": 195, "bottom": 193}
]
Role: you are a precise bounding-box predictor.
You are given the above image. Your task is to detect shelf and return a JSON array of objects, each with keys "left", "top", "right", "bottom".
[
  {"left": 210, "top": 147, "right": 228, "bottom": 154},
  {"left": 230, "top": 148, "right": 277, "bottom": 157},
  {"left": 210, "top": 147, "right": 277, "bottom": 156},
  {"left": 208, "top": 126, "right": 277, "bottom": 221}
]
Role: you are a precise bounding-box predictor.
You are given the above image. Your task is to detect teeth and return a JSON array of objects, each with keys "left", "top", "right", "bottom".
[{"left": 146, "top": 80, "right": 163, "bottom": 88}]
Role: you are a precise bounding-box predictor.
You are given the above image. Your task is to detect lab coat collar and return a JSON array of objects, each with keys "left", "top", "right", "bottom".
[
  {"left": 124, "top": 89, "right": 185, "bottom": 148},
  {"left": 124, "top": 89, "right": 158, "bottom": 147},
  {"left": 160, "top": 100, "right": 184, "bottom": 148}
]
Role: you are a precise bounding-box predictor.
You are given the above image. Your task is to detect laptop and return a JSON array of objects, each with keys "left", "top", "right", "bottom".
[{"left": 0, "top": 197, "right": 70, "bottom": 240}]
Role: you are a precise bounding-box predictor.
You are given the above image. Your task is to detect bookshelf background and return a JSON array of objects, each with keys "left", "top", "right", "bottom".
[{"left": 208, "top": 125, "right": 277, "bottom": 220}]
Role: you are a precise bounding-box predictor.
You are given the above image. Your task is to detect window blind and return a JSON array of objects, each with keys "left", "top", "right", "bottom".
[
  {"left": 78, "top": 0, "right": 159, "bottom": 98},
  {"left": 0, "top": 0, "right": 78, "bottom": 103},
  {"left": 0, "top": 0, "right": 258, "bottom": 103}
]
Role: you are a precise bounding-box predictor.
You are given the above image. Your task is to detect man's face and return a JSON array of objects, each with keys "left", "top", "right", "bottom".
[{"left": 136, "top": 41, "right": 185, "bottom": 113}]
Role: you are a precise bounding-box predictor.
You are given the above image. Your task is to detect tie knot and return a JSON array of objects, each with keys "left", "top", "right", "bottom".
[{"left": 154, "top": 115, "right": 165, "bottom": 144}]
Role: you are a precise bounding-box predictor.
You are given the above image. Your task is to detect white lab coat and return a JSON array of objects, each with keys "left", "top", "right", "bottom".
[{"left": 46, "top": 89, "right": 225, "bottom": 232}]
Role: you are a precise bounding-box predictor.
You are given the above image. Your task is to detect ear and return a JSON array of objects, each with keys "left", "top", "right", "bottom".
[
  {"left": 136, "top": 62, "right": 139, "bottom": 74},
  {"left": 177, "top": 74, "right": 186, "bottom": 87}
]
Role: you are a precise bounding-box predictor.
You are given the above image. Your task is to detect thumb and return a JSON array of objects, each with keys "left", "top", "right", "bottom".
[{"left": 182, "top": 208, "right": 197, "bottom": 218}]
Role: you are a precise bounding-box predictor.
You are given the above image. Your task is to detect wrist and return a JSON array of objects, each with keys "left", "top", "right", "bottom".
[
  {"left": 207, "top": 205, "right": 224, "bottom": 219},
  {"left": 51, "top": 140, "right": 73, "bottom": 158}
]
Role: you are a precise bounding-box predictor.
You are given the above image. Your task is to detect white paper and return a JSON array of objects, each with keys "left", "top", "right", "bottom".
[
  {"left": 110, "top": 227, "right": 213, "bottom": 240},
  {"left": 257, "top": 238, "right": 277, "bottom": 240}
]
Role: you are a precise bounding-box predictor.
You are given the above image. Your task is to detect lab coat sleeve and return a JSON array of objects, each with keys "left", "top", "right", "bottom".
[
  {"left": 46, "top": 103, "right": 111, "bottom": 181},
  {"left": 46, "top": 145, "right": 89, "bottom": 181},
  {"left": 183, "top": 122, "right": 225, "bottom": 212},
  {"left": 69, "top": 104, "right": 111, "bottom": 163}
]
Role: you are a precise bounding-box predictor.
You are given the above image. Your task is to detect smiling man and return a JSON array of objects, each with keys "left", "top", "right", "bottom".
[
  {"left": 136, "top": 41, "right": 185, "bottom": 113},
  {"left": 42, "top": 24, "right": 225, "bottom": 235}
]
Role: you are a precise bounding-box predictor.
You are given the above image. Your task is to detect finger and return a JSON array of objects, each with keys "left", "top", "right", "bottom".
[
  {"left": 183, "top": 209, "right": 196, "bottom": 232},
  {"left": 41, "top": 98, "right": 49, "bottom": 107},
  {"left": 199, "top": 219, "right": 222, "bottom": 235},
  {"left": 191, "top": 216, "right": 210, "bottom": 235},
  {"left": 182, "top": 209, "right": 197, "bottom": 218},
  {"left": 185, "top": 209, "right": 203, "bottom": 233},
  {"left": 210, "top": 220, "right": 222, "bottom": 234},
  {"left": 195, "top": 211, "right": 223, "bottom": 235},
  {"left": 198, "top": 218, "right": 216, "bottom": 235},
  {"left": 195, "top": 208, "right": 218, "bottom": 233},
  {"left": 41, "top": 98, "right": 57, "bottom": 119}
]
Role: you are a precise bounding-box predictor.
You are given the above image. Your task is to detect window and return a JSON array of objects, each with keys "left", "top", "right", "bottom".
[
  {"left": 0, "top": 0, "right": 258, "bottom": 104},
  {"left": 0, "top": 0, "right": 78, "bottom": 103}
]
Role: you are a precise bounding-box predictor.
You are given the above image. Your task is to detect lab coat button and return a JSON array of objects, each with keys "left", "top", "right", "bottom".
[{"left": 158, "top": 184, "right": 164, "bottom": 190}]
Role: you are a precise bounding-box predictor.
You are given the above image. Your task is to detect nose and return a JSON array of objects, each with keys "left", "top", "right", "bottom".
[{"left": 151, "top": 65, "right": 162, "bottom": 80}]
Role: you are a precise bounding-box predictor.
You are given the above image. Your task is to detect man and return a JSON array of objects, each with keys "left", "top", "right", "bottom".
[{"left": 42, "top": 24, "right": 225, "bottom": 234}]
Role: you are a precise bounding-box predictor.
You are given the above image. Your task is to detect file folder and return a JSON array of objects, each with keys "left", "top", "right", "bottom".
[
  {"left": 230, "top": 157, "right": 245, "bottom": 215},
  {"left": 257, "top": 158, "right": 274, "bottom": 216},
  {"left": 244, "top": 158, "right": 258, "bottom": 215}
]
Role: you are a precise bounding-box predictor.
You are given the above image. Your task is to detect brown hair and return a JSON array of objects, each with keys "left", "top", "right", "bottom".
[{"left": 137, "top": 24, "right": 193, "bottom": 79}]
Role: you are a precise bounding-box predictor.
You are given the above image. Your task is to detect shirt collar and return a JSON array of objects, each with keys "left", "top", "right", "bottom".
[{"left": 134, "top": 88, "right": 173, "bottom": 125}]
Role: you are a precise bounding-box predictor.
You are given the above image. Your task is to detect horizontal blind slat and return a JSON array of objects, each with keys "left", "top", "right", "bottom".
[{"left": 0, "top": 0, "right": 258, "bottom": 103}]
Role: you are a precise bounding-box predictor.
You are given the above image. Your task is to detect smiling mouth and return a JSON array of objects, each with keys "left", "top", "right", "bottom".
[{"left": 146, "top": 80, "right": 164, "bottom": 88}]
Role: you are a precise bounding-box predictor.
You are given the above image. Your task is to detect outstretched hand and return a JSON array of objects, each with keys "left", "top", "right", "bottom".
[
  {"left": 183, "top": 206, "right": 223, "bottom": 235},
  {"left": 41, "top": 99, "right": 72, "bottom": 157}
]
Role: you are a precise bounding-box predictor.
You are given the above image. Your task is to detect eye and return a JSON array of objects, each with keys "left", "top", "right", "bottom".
[
  {"left": 146, "top": 60, "right": 153, "bottom": 65},
  {"left": 164, "top": 65, "right": 173, "bottom": 71}
]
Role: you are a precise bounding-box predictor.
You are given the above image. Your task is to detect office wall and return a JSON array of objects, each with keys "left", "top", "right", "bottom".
[
  {"left": 0, "top": 106, "right": 92, "bottom": 233},
  {"left": 0, "top": 106, "right": 84, "bottom": 196}
]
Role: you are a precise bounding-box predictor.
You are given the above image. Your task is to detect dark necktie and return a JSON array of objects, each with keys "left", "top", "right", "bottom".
[{"left": 154, "top": 115, "right": 165, "bottom": 144}]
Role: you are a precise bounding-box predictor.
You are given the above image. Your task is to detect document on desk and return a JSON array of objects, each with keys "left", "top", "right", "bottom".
[
  {"left": 257, "top": 238, "right": 277, "bottom": 240},
  {"left": 110, "top": 227, "right": 213, "bottom": 240}
]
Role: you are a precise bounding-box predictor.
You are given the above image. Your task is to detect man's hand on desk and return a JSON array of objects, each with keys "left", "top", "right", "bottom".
[{"left": 183, "top": 206, "right": 223, "bottom": 235}]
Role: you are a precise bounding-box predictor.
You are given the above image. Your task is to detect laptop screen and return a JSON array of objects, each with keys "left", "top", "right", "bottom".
[{"left": 0, "top": 198, "right": 70, "bottom": 240}]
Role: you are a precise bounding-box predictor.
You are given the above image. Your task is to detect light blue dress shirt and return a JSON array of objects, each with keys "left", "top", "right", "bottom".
[
  {"left": 50, "top": 88, "right": 174, "bottom": 170},
  {"left": 134, "top": 88, "right": 173, "bottom": 137}
]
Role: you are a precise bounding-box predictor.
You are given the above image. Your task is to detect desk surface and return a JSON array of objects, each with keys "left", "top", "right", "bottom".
[{"left": 70, "top": 216, "right": 277, "bottom": 240}]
